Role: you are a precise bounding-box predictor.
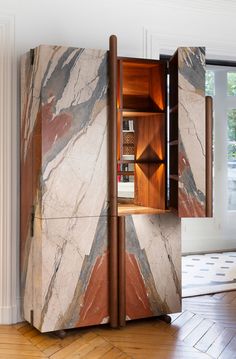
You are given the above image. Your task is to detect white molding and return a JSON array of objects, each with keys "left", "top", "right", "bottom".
[
  {"left": 142, "top": 29, "right": 236, "bottom": 61},
  {"left": 0, "top": 14, "right": 19, "bottom": 324},
  {"left": 138, "top": 0, "right": 236, "bottom": 15}
]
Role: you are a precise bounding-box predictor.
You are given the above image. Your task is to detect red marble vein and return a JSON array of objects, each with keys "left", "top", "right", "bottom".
[
  {"left": 179, "top": 150, "right": 205, "bottom": 217},
  {"left": 41, "top": 99, "right": 72, "bottom": 155},
  {"left": 179, "top": 189, "right": 205, "bottom": 217},
  {"left": 126, "top": 253, "right": 153, "bottom": 320},
  {"left": 76, "top": 252, "right": 109, "bottom": 327}
]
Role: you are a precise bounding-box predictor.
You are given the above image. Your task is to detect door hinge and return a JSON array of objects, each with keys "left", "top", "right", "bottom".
[
  {"left": 30, "top": 49, "right": 35, "bottom": 65},
  {"left": 31, "top": 206, "right": 35, "bottom": 237},
  {"left": 30, "top": 310, "right": 34, "bottom": 326}
]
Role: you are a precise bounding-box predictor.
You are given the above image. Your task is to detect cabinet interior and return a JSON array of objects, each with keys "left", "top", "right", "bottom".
[{"left": 117, "top": 58, "right": 171, "bottom": 215}]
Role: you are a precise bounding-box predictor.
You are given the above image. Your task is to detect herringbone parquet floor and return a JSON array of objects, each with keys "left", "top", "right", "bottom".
[{"left": 1, "top": 291, "right": 236, "bottom": 358}]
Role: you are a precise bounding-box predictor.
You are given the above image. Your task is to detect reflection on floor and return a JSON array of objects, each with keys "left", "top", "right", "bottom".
[
  {"left": 1, "top": 292, "right": 236, "bottom": 359},
  {"left": 182, "top": 252, "right": 236, "bottom": 297}
]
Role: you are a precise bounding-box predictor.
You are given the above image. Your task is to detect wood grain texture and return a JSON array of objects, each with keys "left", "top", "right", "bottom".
[
  {"left": 118, "top": 203, "right": 169, "bottom": 216},
  {"left": 0, "top": 291, "right": 235, "bottom": 358},
  {"left": 109, "top": 35, "right": 118, "bottom": 329},
  {"left": 134, "top": 115, "right": 166, "bottom": 210},
  {"left": 118, "top": 216, "right": 126, "bottom": 327},
  {"left": 121, "top": 60, "right": 166, "bottom": 112}
]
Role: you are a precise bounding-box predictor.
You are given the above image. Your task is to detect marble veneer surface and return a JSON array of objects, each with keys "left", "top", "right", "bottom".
[
  {"left": 21, "top": 45, "right": 108, "bottom": 220},
  {"left": 178, "top": 47, "right": 206, "bottom": 217},
  {"left": 21, "top": 45, "right": 109, "bottom": 332},
  {"left": 24, "top": 216, "right": 109, "bottom": 332},
  {"left": 125, "top": 213, "right": 181, "bottom": 320}
]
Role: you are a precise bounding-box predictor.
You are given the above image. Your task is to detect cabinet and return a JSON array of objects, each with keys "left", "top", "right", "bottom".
[{"left": 21, "top": 37, "right": 212, "bottom": 333}]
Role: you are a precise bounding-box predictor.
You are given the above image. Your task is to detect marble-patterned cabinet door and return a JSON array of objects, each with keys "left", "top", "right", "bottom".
[
  {"left": 124, "top": 213, "right": 181, "bottom": 321},
  {"left": 21, "top": 45, "right": 110, "bottom": 332},
  {"left": 21, "top": 45, "right": 109, "bottom": 221},
  {"left": 169, "top": 47, "right": 206, "bottom": 217},
  {"left": 22, "top": 216, "right": 109, "bottom": 333}
]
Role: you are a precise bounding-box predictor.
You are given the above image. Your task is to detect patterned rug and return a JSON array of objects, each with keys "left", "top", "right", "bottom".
[{"left": 182, "top": 252, "right": 236, "bottom": 297}]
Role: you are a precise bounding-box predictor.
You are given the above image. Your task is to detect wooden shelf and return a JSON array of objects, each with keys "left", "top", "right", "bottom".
[
  {"left": 118, "top": 159, "right": 165, "bottom": 164},
  {"left": 121, "top": 109, "right": 165, "bottom": 117},
  {"left": 117, "top": 171, "right": 134, "bottom": 176},
  {"left": 118, "top": 203, "right": 170, "bottom": 216}
]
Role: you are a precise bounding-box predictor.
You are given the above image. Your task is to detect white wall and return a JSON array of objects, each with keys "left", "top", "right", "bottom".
[{"left": 1, "top": 0, "right": 236, "bottom": 323}]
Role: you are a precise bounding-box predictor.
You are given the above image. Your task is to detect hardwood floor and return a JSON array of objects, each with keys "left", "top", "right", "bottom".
[{"left": 1, "top": 291, "right": 236, "bottom": 358}]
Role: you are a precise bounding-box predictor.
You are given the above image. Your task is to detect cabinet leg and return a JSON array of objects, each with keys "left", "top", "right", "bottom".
[
  {"left": 54, "top": 330, "right": 67, "bottom": 339},
  {"left": 158, "top": 314, "right": 172, "bottom": 324}
]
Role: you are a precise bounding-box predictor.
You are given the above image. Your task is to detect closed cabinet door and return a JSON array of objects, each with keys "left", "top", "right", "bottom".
[
  {"left": 21, "top": 45, "right": 110, "bottom": 332},
  {"left": 24, "top": 45, "right": 109, "bottom": 221},
  {"left": 118, "top": 213, "right": 181, "bottom": 324},
  {"left": 23, "top": 215, "right": 109, "bottom": 333}
]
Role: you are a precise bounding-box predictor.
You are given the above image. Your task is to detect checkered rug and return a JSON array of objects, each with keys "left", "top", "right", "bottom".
[{"left": 182, "top": 252, "right": 236, "bottom": 297}]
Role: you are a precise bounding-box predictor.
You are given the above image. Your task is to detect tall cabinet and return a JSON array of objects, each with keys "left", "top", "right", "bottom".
[{"left": 21, "top": 37, "right": 212, "bottom": 333}]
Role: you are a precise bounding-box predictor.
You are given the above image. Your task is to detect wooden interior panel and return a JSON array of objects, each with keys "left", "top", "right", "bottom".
[
  {"left": 134, "top": 163, "right": 149, "bottom": 207},
  {"left": 134, "top": 163, "right": 166, "bottom": 209},
  {"left": 122, "top": 61, "right": 166, "bottom": 112},
  {"left": 117, "top": 60, "right": 123, "bottom": 110},
  {"left": 117, "top": 111, "right": 122, "bottom": 160},
  {"left": 134, "top": 114, "right": 165, "bottom": 161},
  {"left": 118, "top": 203, "right": 169, "bottom": 215},
  {"left": 134, "top": 114, "right": 166, "bottom": 210},
  {"left": 150, "top": 64, "right": 166, "bottom": 111},
  {"left": 117, "top": 57, "right": 168, "bottom": 214},
  {"left": 123, "top": 65, "right": 150, "bottom": 97},
  {"left": 148, "top": 163, "right": 166, "bottom": 209}
]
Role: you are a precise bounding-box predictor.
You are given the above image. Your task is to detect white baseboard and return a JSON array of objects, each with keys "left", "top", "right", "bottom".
[
  {"left": 182, "top": 239, "right": 236, "bottom": 254},
  {"left": 0, "top": 297, "right": 22, "bottom": 324}
]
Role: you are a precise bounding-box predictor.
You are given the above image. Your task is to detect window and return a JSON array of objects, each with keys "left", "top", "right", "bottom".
[
  {"left": 227, "top": 72, "right": 236, "bottom": 96},
  {"left": 206, "top": 70, "right": 215, "bottom": 96},
  {"left": 228, "top": 108, "right": 236, "bottom": 209},
  {"left": 206, "top": 66, "right": 236, "bottom": 211}
]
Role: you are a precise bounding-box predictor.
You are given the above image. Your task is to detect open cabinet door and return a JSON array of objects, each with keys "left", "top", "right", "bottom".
[{"left": 169, "top": 47, "right": 207, "bottom": 217}]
